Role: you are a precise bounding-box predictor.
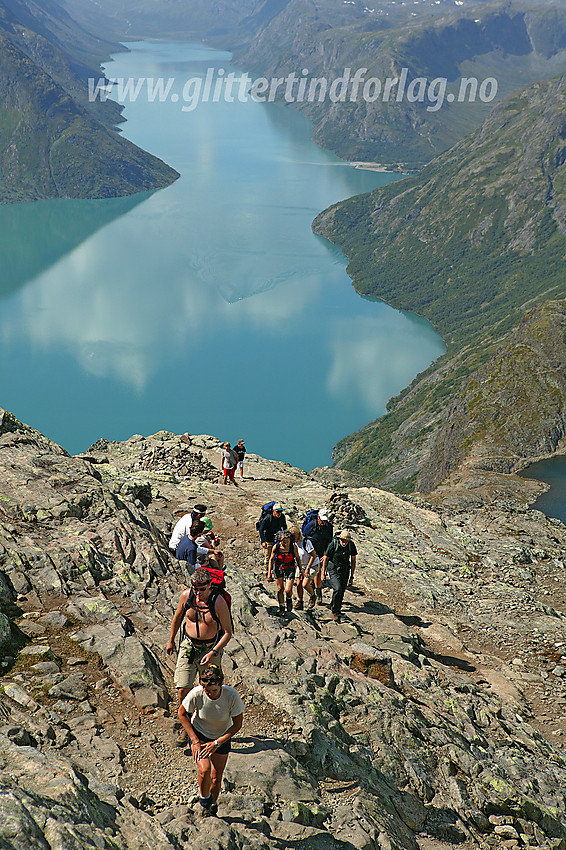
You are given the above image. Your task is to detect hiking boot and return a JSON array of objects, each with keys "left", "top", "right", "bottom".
[
  {"left": 295, "top": 599, "right": 304, "bottom": 610},
  {"left": 286, "top": 597, "right": 293, "bottom": 612},
  {"left": 316, "top": 588, "right": 323, "bottom": 604},
  {"left": 209, "top": 803, "right": 218, "bottom": 817},
  {"left": 278, "top": 605, "right": 286, "bottom": 616},
  {"left": 308, "top": 593, "right": 316, "bottom": 609},
  {"left": 174, "top": 725, "right": 188, "bottom": 748}
]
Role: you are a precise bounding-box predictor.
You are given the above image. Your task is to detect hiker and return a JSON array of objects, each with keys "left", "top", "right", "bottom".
[
  {"left": 233, "top": 438, "right": 246, "bottom": 479},
  {"left": 175, "top": 520, "right": 223, "bottom": 573},
  {"left": 166, "top": 567, "right": 232, "bottom": 747},
  {"left": 258, "top": 502, "right": 287, "bottom": 574},
  {"left": 195, "top": 517, "right": 224, "bottom": 570},
  {"left": 291, "top": 526, "right": 317, "bottom": 609},
  {"left": 267, "top": 529, "right": 303, "bottom": 615},
  {"left": 303, "top": 508, "right": 333, "bottom": 605},
  {"left": 169, "top": 503, "right": 208, "bottom": 553},
  {"left": 178, "top": 665, "right": 244, "bottom": 818},
  {"left": 321, "top": 530, "right": 357, "bottom": 623},
  {"left": 221, "top": 442, "right": 238, "bottom": 485}
]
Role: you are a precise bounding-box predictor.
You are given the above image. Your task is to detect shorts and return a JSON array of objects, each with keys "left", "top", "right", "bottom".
[
  {"left": 237, "top": 460, "right": 243, "bottom": 469},
  {"left": 174, "top": 638, "right": 223, "bottom": 690},
  {"left": 194, "top": 728, "right": 231, "bottom": 755},
  {"left": 273, "top": 564, "right": 296, "bottom": 580}
]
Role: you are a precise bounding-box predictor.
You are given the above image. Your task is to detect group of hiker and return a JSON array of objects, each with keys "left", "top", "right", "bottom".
[
  {"left": 221, "top": 439, "right": 246, "bottom": 485},
  {"left": 165, "top": 493, "right": 357, "bottom": 819},
  {"left": 258, "top": 501, "right": 357, "bottom": 621}
]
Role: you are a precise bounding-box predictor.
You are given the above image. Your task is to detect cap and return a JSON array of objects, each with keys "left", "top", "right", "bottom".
[
  {"left": 318, "top": 509, "right": 329, "bottom": 521},
  {"left": 202, "top": 517, "right": 214, "bottom": 531},
  {"left": 273, "top": 503, "right": 283, "bottom": 511},
  {"left": 339, "top": 529, "right": 351, "bottom": 540}
]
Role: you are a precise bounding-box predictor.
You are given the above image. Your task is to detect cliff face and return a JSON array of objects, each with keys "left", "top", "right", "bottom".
[
  {"left": 3, "top": 411, "right": 566, "bottom": 847},
  {"left": 0, "top": 0, "right": 179, "bottom": 203},
  {"left": 313, "top": 71, "right": 566, "bottom": 491},
  {"left": 233, "top": 0, "right": 566, "bottom": 167}
]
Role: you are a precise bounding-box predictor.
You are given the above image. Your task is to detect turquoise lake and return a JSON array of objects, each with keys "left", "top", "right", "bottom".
[
  {"left": 521, "top": 457, "right": 566, "bottom": 525},
  {"left": 0, "top": 41, "right": 444, "bottom": 471}
]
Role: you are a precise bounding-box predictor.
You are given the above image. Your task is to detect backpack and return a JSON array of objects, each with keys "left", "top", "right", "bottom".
[
  {"left": 272, "top": 541, "right": 296, "bottom": 569},
  {"left": 184, "top": 568, "right": 234, "bottom": 637},
  {"left": 256, "top": 501, "right": 277, "bottom": 531},
  {"left": 301, "top": 508, "right": 319, "bottom": 540}
]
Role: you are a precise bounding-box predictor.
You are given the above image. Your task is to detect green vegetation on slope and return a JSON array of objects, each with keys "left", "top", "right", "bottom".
[{"left": 313, "top": 74, "right": 566, "bottom": 488}]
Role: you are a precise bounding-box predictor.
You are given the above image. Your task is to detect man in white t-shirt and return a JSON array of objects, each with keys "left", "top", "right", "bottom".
[
  {"left": 290, "top": 526, "right": 318, "bottom": 609},
  {"left": 168, "top": 503, "right": 207, "bottom": 553},
  {"left": 178, "top": 665, "right": 244, "bottom": 817}
]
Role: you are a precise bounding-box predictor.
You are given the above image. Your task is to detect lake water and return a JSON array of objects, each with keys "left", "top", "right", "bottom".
[
  {"left": 0, "top": 41, "right": 444, "bottom": 471},
  {"left": 521, "top": 457, "right": 566, "bottom": 524}
]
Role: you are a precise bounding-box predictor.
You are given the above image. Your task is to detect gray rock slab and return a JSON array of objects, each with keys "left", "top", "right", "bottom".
[
  {"left": 48, "top": 674, "right": 88, "bottom": 701},
  {"left": 30, "top": 662, "right": 60, "bottom": 674},
  {"left": 0, "top": 612, "right": 11, "bottom": 652}
]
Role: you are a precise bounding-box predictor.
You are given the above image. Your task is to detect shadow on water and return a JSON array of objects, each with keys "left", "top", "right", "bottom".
[{"left": 0, "top": 191, "right": 153, "bottom": 302}]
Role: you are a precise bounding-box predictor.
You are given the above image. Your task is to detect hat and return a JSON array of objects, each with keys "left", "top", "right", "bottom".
[
  {"left": 194, "top": 504, "right": 207, "bottom": 514},
  {"left": 273, "top": 503, "right": 283, "bottom": 511},
  {"left": 339, "top": 529, "right": 351, "bottom": 540},
  {"left": 318, "top": 509, "right": 329, "bottom": 521},
  {"left": 202, "top": 517, "right": 214, "bottom": 531}
]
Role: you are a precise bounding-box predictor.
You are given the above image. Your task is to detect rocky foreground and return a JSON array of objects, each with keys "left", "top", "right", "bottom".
[{"left": 2, "top": 408, "right": 566, "bottom": 849}]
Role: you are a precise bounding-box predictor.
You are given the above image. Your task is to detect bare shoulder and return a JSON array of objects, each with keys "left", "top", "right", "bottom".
[{"left": 179, "top": 587, "right": 192, "bottom": 605}]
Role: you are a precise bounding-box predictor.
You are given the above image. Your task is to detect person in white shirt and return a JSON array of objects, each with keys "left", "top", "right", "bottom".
[
  {"left": 290, "top": 526, "right": 317, "bottom": 610},
  {"left": 168, "top": 504, "right": 207, "bottom": 552},
  {"left": 178, "top": 665, "right": 244, "bottom": 818}
]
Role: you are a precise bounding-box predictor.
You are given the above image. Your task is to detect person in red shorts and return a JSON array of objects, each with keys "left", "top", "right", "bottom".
[{"left": 221, "top": 442, "right": 237, "bottom": 485}]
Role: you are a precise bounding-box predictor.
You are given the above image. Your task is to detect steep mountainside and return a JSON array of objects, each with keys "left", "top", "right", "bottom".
[
  {"left": 419, "top": 300, "right": 566, "bottom": 493},
  {"left": 0, "top": 0, "right": 179, "bottom": 202},
  {"left": 313, "top": 73, "right": 566, "bottom": 490},
  {"left": 233, "top": 0, "right": 566, "bottom": 167}
]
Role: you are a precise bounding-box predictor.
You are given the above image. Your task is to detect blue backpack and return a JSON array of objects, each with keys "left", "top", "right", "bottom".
[
  {"left": 301, "top": 508, "right": 319, "bottom": 540},
  {"left": 256, "top": 501, "right": 277, "bottom": 531}
]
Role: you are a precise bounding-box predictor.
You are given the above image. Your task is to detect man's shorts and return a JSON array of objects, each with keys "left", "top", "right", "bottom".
[
  {"left": 237, "top": 460, "right": 243, "bottom": 469},
  {"left": 174, "top": 637, "right": 223, "bottom": 690},
  {"left": 195, "top": 728, "right": 231, "bottom": 755}
]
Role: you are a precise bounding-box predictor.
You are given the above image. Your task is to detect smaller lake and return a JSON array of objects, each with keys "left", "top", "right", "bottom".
[
  {"left": 521, "top": 457, "right": 566, "bottom": 525},
  {"left": 0, "top": 40, "right": 444, "bottom": 471}
]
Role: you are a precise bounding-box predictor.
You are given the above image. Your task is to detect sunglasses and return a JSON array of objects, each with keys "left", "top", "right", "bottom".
[{"left": 192, "top": 581, "right": 211, "bottom": 589}]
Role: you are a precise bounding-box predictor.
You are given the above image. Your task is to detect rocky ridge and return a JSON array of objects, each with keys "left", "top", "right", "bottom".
[{"left": 2, "top": 408, "right": 566, "bottom": 848}]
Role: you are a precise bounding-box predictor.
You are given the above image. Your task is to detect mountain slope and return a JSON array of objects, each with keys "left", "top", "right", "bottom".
[
  {"left": 232, "top": 0, "right": 566, "bottom": 167},
  {"left": 313, "top": 72, "right": 566, "bottom": 489},
  {"left": 0, "top": 0, "right": 179, "bottom": 203}
]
